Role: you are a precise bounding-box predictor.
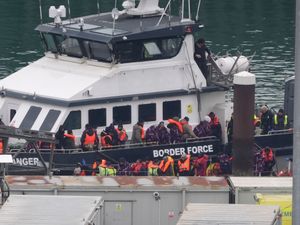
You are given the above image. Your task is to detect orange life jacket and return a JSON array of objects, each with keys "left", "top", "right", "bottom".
[
  {"left": 141, "top": 128, "right": 145, "bottom": 140},
  {"left": 0, "top": 140, "right": 3, "bottom": 154},
  {"left": 159, "top": 156, "right": 174, "bottom": 173},
  {"left": 210, "top": 116, "right": 220, "bottom": 126},
  {"left": 115, "top": 128, "right": 127, "bottom": 141},
  {"left": 91, "top": 161, "right": 98, "bottom": 176},
  {"left": 101, "top": 135, "right": 112, "bottom": 147},
  {"left": 84, "top": 132, "right": 96, "bottom": 145},
  {"left": 261, "top": 149, "right": 274, "bottom": 162},
  {"left": 80, "top": 170, "right": 86, "bottom": 176},
  {"left": 64, "top": 133, "right": 75, "bottom": 140},
  {"left": 178, "top": 155, "right": 191, "bottom": 172},
  {"left": 168, "top": 119, "right": 183, "bottom": 133}
]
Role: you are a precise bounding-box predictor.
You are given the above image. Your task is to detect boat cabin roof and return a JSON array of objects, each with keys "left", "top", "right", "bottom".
[{"left": 36, "top": 12, "right": 203, "bottom": 44}]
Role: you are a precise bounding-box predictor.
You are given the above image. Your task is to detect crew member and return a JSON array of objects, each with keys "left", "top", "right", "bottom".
[
  {"left": 158, "top": 155, "right": 175, "bottom": 176},
  {"left": 148, "top": 160, "right": 159, "bottom": 176},
  {"left": 98, "top": 159, "right": 107, "bottom": 176},
  {"left": 194, "top": 38, "right": 211, "bottom": 79},
  {"left": 273, "top": 108, "right": 289, "bottom": 130},
  {"left": 177, "top": 153, "right": 191, "bottom": 176},
  {"left": 260, "top": 105, "right": 274, "bottom": 134},
  {"left": 106, "top": 161, "right": 117, "bottom": 176}
]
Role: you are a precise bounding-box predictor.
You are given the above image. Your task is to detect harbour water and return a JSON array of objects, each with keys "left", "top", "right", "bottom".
[{"left": 0, "top": 0, "right": 295, "bottom": 108}]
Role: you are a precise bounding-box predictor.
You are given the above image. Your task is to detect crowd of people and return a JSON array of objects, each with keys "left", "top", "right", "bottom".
[
  {"left": 74, "top": 146, "right": 278, "bottom": 177},
  {"left": 54, "top": 112, "right": 222, "bottom": 151}
]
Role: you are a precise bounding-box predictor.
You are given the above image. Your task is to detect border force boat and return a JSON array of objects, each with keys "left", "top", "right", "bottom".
[{"left": 0, "top": 0, "right": 292, "bottom": 175}]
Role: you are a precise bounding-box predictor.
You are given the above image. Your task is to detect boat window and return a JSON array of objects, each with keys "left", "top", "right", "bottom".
[
  {"left": 63, "top": 110, "right": 81, "bottom": 130},
  {"left": 42, "top": 33, "right": 58, "bottom": 53},
  {"left": 40, "top": 110, "right": 61, "bottom": 131},
  {"left": 139, "top": 103, "right": 156, "bottom": 122},
  {"left": 10, "top": 109, "right": 16, "bottom": 122},
  {"left": 116, "top": 36, "right": 183, "bottom": 63},
  {"left": 56, "top": 36, "right": 83, "bottom": 58},
  {"left": 19, "top": 106, "right": 42, "bottom": 130},
  {"left": 88, "top": 108, "right": 106, "bottom": 127},
  {"left": 163, "top": 100, "right": 181, "bottom": 120},
  {"left": 83, "top": 41, "right": 112, "bottom": 62},
  {"left": 113, "top": 105, "right": 131, "bottom": 125}
]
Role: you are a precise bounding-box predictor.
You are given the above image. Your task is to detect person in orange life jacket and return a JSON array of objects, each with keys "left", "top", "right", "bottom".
[
  {"left": 158, "top": 155, "right": 175, "bottom": 176},
  {"left": 148, "top": 160, "right": 160, "bottom": 176},
  {"left": 115, "top": 124, "right": 128, "bottom": 145},
  {"left": 261, "top": 146, "right": 276, "bottom": 176},
  {"left": 0, "top": 138, "right": 3, "bottom": 154},
  {"left": 177, "top": 153, "right": 192, "bottom": 176},
  {"left": 167, "top": 116, "right": 183, "bottom": 143},
  {"left": 131, "top": 121, "right": 145, "bottom": 144},
  {"left": 181, "top": 116, "right": 197, "bottom": 141},
  {"left": 55, "top": 125, "right": 65, "bottom": 149},
  {"left": 91, "top": 160, "right": 99, "bottom": 176},
  {"left": 80, "top": 124, "right": 99, "bottom": 151},
  {"left": 105, "top": 123, "right": 119, "bottom": 145},
  {"left": 273, "top": 108, "right": 290, "bottom": 130},
  {"left": 208, "top": 112, "right": 222, "bottom": 140},
  {"left": 131, "top": 159, "right": 145, "bottom": 176},
  {"left": 63, "top": 129, "right": 75, "bottom": 149},
  {"left": 193, "top": 153, "right": 209, "bottom": 176},
  {"left": 100, "top": 130, "right": 113, "bottom": 148}
]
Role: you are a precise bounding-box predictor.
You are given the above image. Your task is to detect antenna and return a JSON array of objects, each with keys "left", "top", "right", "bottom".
[
  {"left": 97, "top": 0, "right": 100, "bottom": 15},
  {"left": 156, "top": 0, "right": 172, "bottom": 26},
  {"left": 188, "top": 0, "right": 191, "bottom": 20},
  {"left": 39, "top": 0, "right": 43, "bottom": 24},
  {"left": 67, "top": 0, "right": 71, "bottom": 23},
  {"left": 181, "top": 0, "right": 184, "bottom": 21},
  {"left": 195, "top": 0, "right": 202, "bottom": 21},
  {"left": 112, "top": 0, "right": 118, "bottom": 35}
]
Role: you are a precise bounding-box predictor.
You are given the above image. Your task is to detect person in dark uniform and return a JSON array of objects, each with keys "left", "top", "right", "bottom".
[
  {"left": 260, "top": 105, "right": 274, "bottom": 134},
  {"left": 194, "top": 38, "right": 211, "bottom": 79}
]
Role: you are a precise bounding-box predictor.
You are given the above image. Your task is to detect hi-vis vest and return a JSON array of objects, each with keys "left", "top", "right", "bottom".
[
  {"left": 274, "top": 115, "right": 288, "bottom": 126},
  {"left": 148, "top": 161, "right": 159, "bottom": 176}
]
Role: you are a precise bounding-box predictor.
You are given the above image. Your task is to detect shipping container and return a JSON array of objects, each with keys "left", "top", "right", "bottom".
[
  {"left": 255, "top": 193, "right": 292, "bottom": 225},
  {"left": 0, "top": 195, "right": 103, "bottom": 225},
  {"left": 7, "top": 176, "right": 230, "bottom": 225},
  {"left": 228, "top": 176, "right": 292, "bottom": 204},
  {"left": 176, "top": 203, "right": 281, "bottom": 225}
]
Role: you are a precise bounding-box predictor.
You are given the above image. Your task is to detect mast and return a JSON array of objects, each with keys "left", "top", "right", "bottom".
[{"left": 293, "top": 0, "right": 300, "bottom": 223}]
